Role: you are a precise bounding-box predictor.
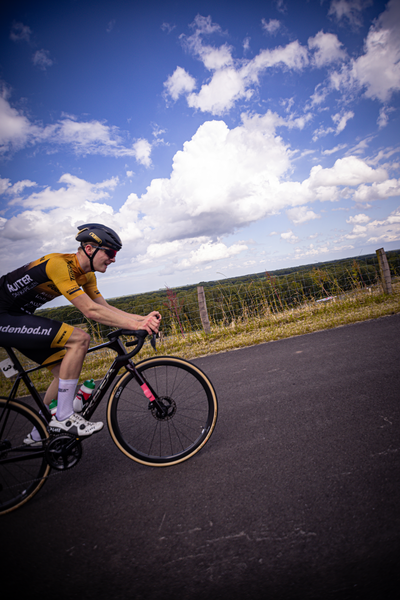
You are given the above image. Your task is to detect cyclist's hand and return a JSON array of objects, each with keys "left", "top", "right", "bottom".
[{"left": 140, "top": 311, "right": 161, "bottom": 335}]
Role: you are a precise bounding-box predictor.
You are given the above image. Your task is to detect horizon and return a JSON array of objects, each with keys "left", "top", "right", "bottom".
[{"left": 41, "top": 245, "right": 400, "bottom": 308}]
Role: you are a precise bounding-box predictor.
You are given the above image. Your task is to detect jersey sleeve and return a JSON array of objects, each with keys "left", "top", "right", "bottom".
[
  {"left": 81, "top": 272, "right": 101, "bottom": 300},
  {"left": 45, "top": 256, "right": 87, "bottom": 302}
]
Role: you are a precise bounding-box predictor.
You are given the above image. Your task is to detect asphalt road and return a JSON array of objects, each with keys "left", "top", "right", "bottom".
[{"left": 3, "top": 314, "right": 400, "bottom": 600}]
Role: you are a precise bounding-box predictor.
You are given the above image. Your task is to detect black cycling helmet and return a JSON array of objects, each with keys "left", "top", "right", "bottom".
[
  {"left": 76, "top": 223, "right": 122, "bottom": 271},
  {"left": 76, "top": 223, "right": 122, "bottom": 251}
]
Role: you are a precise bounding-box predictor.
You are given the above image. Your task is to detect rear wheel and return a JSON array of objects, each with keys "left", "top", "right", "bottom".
[
  {"left": 107, "top": 356, "right": 218, "bottom": 466},
  {"left": 0, "top": 399, "right": 50, "bottom": 515}
]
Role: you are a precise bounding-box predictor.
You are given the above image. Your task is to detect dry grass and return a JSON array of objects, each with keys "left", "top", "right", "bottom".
[{"left": 1, "top": 282, "right": 399, "bottom": 398}]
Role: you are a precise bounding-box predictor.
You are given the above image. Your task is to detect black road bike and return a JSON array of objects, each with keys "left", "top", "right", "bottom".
[{"left": 0, "top": 329, "right": 218, "bottom": 515}]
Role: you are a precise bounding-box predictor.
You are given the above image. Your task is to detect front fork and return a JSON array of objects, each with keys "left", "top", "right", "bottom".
[{"left": 126, "top": 362, "right": 171, "bottom": 419}]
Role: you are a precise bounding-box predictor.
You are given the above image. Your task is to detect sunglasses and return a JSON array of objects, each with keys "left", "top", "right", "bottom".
[{"left": 102, "top": 247, "right": 117, "bottom": 259}]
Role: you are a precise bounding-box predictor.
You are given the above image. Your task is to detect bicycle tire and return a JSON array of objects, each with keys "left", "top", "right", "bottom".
[
  {"left": 107, "top": 356, "right": 218, "bottom": 466},
  {"left": 0, "top": 399, "right": 50, "bottom": 515}
]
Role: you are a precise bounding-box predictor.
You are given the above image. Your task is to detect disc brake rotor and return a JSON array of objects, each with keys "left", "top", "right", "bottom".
[{"left": 149, "top": 397, "right": 177, "bottom": 421}]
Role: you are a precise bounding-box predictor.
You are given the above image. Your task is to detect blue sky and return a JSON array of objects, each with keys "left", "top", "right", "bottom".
[{"left": 1, "top": 0, "right": 399, "bottom": 303}]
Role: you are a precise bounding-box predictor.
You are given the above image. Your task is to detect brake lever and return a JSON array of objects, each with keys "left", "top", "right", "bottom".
[
  {"left": 151, "top": 333, "right": 157, "bottom": 351},
  {"left": 150, "top": 314, "right": 161, "bottom": 351}
]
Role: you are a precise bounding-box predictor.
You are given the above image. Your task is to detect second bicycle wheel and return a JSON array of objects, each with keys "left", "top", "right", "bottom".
[
  {"left": 0, "top": 399, "right": 50, "bottom": 515},
  {"left": 107, "top": 356, "right": 218, "bottom": 466}
]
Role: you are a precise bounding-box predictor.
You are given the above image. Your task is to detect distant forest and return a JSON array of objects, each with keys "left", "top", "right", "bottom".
[{"left": 37, "top": 249, "right": 400, "bottom": 335}]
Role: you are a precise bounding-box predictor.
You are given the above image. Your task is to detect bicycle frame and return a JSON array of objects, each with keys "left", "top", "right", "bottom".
[
  {"left": 1, "top": 327, "right": 217, "bottom": 514},
  {"left": 0, "top": 329, "right": 157, "bottom": 426},
  {"left": 81, "top": 331, "right": 158, "bottom": 421}
]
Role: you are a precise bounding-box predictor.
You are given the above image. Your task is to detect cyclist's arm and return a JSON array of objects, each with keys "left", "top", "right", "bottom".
[
  {"left": 92, "top": 295, "right": 160, "bottom": 324},
  {"left": 70, "top": 293, "right": 161, "bottom": 334}
]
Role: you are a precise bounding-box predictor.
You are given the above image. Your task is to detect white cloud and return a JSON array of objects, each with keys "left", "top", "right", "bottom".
[
  {"left": 137, "top": 240, "right": 184, "bottom": 263},
  {"left": 125, "top": 112, "right": 294, "bottom": 243},
  {"left": 181, "top": 15, "right": 233, "bottom": 70},
  {"left": 308, "top": 31, "right": 347, "bottom": 67},
  {"left": 275, "top": 0, "right": 287, "bottom": 14},
  {"left": 281, "top": 230, "right": 299, "bottom": 243},
  {"left": 377, "top": 106, "right": 394, "bottom": 129},
  {"left": 7, "top": 179, "right": 37, "bottom": 195},
  {"left": 132, "top": 138, "right": 152, "bottom": 167},
  {"left": 10, "top": 22, "right": 32, "bottom": 42},
  {"left": 352, "top": 0, "right": 400, "bottom": 102},
  {"left": 346, "top": 213, "right": 370, "bottom": 224},
  {"left": 187, "top": 68, "right": 250, "bottom": 114},
  {"left": 331, "top": 0, "right": 400, "bottom": 102},
  {"left": 312, "top": 124, "right": 335, "bottom": 141},
  {"left": 47, "top": 117, "right": 121, "bottom": 150},
  {"left": 322, "top": 144, "right": 348, "bottom": 155},
  {"left": 165, "top": 10, "right": 398, "bottom": 119},
  {"left": 1, "top": 111, "right": 398, "bottom": 277},
  {"left": 262, "top": 19, "right": 281, "bottom": 35},
  {"left": 332, "top": 110, "right": 354, "bottom": 133},
  {"left": 0, "top": 177, "right": 11, "bottom": 195},
  {"left": 286, "top": 206, "right": 320, "bottom": 224},
  {"left": 352, "top": 178, "right": 400, "bottom": 202},
  {"left": 183, "top": 40, "right": 309, "bottom": 115},
  {"left": 163, "top": 67, "right": 196, "bottom": 101},
  {"left": 163, "top": 10, "right": 394, "bottom": 119},
  {"left": 0, "top": 174, "right": 123, "bottom": 266},
  {"left": 345, "top": 206, "right": 400, "bottom": 242},
  {"left": 308, "top": 156, "right": 387, "bottom": 188},
  {"left": 0, "top": 93, "right": 40, "bottom": 154},
  {"left": 178, "top": 241, "right": 248, "bottom": 268},
  {"left": 249, "top": 41, "right": 309, "bottom": 75},
  {"left": 328, "top": 0, "right": 373, "bottom": 29},
  {"left": 313, "top": 110, "right": 354, "bottom": 141},
  {"left": 32, "top": 49, "right": 54, "bottom": 70},
  {"left": 165, "top": 15, "right": 309, "bottom": 116},
  {"left": 161, "top": 23, "right": 176, "bottom": 34},
  {"left": 0, "top": 95, "right": 153, "bottom": 165},
  {"left": 11, "top": 173, "right": 118, "bottom": 211}
]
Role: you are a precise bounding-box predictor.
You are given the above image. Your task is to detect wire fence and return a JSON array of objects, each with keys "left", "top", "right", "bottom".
[{"left": 56, "top": 249, "right": 400, "bottom": 340}]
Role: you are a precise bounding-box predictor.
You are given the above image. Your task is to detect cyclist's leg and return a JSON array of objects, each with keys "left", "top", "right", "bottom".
[
  {"left": 50, "top": 327, "right": 90, "bottom": 421},
  {"left": 0, "top": 312, "right": 103, "bottom": 436},
  {"left": 58, "top": 327, "right": 90, "bottom": 380},
  {"left": 36, "top": 328, "right": 90, "bottom": 405},
  {"left": 42, "top": 327, "right": 103, "bottom": 434},
  {"left": 43, "top": 363, "right": 61, "bottom": 407},
  {"left": 27, "top": 363, "right": 60, "bottom": 443}
]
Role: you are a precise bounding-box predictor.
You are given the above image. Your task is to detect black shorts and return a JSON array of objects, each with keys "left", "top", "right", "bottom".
[{"left": 0, "top": 311, "right": 74, "bottom": 366}]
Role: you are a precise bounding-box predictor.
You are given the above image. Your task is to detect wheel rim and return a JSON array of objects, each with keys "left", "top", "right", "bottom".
[{"left": 108, "top": 358, "right": 217, "bottom": 465}]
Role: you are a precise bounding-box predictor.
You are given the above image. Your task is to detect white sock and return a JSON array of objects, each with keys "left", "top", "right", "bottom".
[{"left": 56, "top": 378, "right": 79, "bottom": 421}]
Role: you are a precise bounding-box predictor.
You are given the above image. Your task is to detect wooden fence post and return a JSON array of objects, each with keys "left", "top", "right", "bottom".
[
  {"left": 376, "top": 248, "right": 392, "bottom": 294},
  {"left": 197, "top": 286, "right": 211, "bottom": 333}
]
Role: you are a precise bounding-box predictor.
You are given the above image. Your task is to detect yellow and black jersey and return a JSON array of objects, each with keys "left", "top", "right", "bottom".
[{"left": 0, "top": 253, "right": 101, "bottom": 314}]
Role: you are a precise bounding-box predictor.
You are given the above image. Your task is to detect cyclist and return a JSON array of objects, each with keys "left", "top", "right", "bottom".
[{"left": 0, "top": 223, "right": 161, "bottom": 443}]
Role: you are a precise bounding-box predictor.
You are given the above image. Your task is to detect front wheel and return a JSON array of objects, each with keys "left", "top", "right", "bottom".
[{"left": 107, "top": 357, "right": 218, "bottom": 466}]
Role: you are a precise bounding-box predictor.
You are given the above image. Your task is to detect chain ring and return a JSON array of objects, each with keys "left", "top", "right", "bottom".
[{"left": 45, "top": 434, "right": 83, "bottom": 470}]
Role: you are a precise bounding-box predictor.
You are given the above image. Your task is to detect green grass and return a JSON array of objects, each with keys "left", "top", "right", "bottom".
[{"left": 1, "top": 281, "right": 400, "bottom": 398}]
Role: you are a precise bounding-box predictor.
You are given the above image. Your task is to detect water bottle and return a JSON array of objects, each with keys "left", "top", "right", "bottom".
[
  {"left": 49, "top": 399, "right": 58, "bottom": 416},
  {"left": 73, "top": 378, "right": 95, "bottom": 412}
]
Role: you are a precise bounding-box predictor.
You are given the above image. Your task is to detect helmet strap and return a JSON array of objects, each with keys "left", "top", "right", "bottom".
[{"left": 81, "top": 243, "right": 100, "bottom": 272}]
